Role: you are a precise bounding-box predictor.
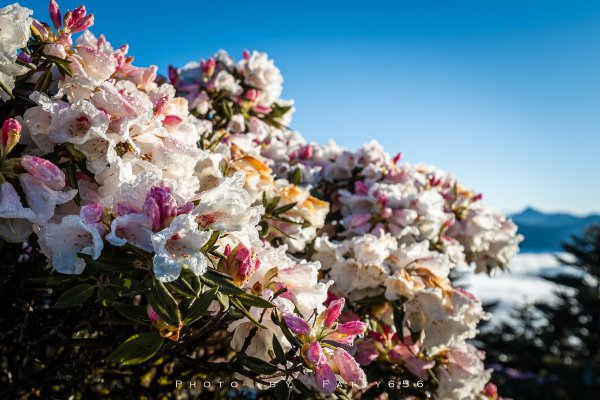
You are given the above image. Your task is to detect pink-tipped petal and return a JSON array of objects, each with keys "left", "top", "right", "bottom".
[
  {"left": 333, "top": 348, "right": 367, "bottom": 389},
  {"left": 282, "top": 312, "right": 311, "bottom": 336},
  {"left": 20, "top": 156, "right": 65, "bottom": 191},
  {"left": 314, "top": 362, "right": 336, "bottom": 395},
  {"left": 324, "top": 297, "right": 345, "bottom": 327},
  {"left": 305, "top": 341, "right": 324, "bottom": 366},
  {"left": 48, "top": 0, "right": 61, "bottom": 29},
  {"left": 336, "top": 320, "right": 367, "bottom": 336}
]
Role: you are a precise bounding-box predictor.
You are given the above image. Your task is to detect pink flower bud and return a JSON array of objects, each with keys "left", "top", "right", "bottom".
[
  {"left": 305, "top": 341, "right": 324, "bottom": 366},
  {"left": 314, "top": 362, "right": 336, "bottom": 395},
  {"left": 153, "top": 96, "right": 169, "bottom": 117},
  {"left": 355, "top": 181, "right": 369, "bottom": 195},
  {"left": 332, "top": 348, "right": 367, "bottom": 388},
  {"left": 243, "top": 49, "right": 250, "bottom": 60},
  {"left": 162, "top": 115, "right": 183, "bottom": 126},
  {"left": 147, "top": 304, "right": 162, "bottom": 325},
  {"left": 253, "top": 105, "right": 272, "bottom": 114},
  {"left": 2, "top": 118, "right": 21, "bottom": 154},
  {"left": 168, "top": 65, "right": 178, "bottom": 84},
  {"left": 336, "top": 320, "right": 367, "bottom": 336},
  {"left": 282, "top": 312, "right": 311, "bottom": 336},
  {"left": 244, "top": 88, "right": 260, "bottom": 102},
  {"left": 324, "top": 297, "right": 345, "bottom": 327},
  {"left": 72, "top": 5, "right": 86, "bottom": 22},
  {"left": 70, "top": 14, "right": 94, "bottom": 33},
  {"left": 63, "top": 10, "right": 72, "bottom": 28},
  {"left": 49, "top": 0, "right": 61, "bottom": 29},
  {"left": 473, "top": 193, "right": 483, "bottom": 202},
  {"left": 20, "top": 155, "right": 65, "bottom": 191},
  {"left": 147, "top": 304, "right": 183, "bottom": 342},
  {"left": 218, "top": 243, "right": 260, "bottom": 286},
  {"left": 200, "top": 58, "right": 215, "bottom": 78},
  {"left": 483, "top": 383, "right": 498, "bottom": 397},
  {"left": 393, "top": 152, "right": 402, "bottom": 164},
  {"left": 298, "top": 145, "right": 313, "bottom": 160}
]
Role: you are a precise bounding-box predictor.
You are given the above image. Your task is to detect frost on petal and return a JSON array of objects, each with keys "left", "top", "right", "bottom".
[
  {"left": 106, "top": 213, "right": 153, "bottom": 252},
  {"left": 151, "top": 214, "right": 210, "bottom": 282},
  {"left": 332, "top": 348, "right": 367, "bottom": 389},
  {"left": 0, "top": 182, "right": 35, "bottom": 242},
  {"left": 38, "top": 215, "right": 104, "bottom": 274},
  {"left": 19, "top": 174, "right": 76, "bottom": 224},
  {"left": 314, "top": 362, "right": 336, "bottom": 395},
  {"left": 193, "top": 171, "right": 255, "bottom": 231}
]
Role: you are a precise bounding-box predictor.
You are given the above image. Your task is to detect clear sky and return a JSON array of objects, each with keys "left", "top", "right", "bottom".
[{"left": 27, "top": 0, "right": 600, "bottom": 215}]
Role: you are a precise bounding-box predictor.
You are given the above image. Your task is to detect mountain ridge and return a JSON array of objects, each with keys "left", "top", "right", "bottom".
[{"left": 510, "top": 207, "right": 600, "bottom": 252}]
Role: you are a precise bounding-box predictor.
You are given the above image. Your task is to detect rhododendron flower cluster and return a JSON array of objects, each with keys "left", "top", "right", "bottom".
[{"left": 0, "top": 2, "right": 520, "bottom": 399}]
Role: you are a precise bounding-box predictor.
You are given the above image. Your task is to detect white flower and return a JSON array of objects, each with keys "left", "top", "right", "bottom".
[
  {"left": 238, "top": 51, "right": 283, "bottom": 106},
  {"left": 0, "top": 4, "right": 32, "bottom": 101},
  {"left": 151, "top": 214, "right": 211, "bottom": 282},
  {"left": 38, "top": 215, "right": 104, "bottom": 274},
  {"left": 193, "top": 172, "right": 260, "bottom": 232},
  {"left": 435, "top": 344, "right": 492, "bottom": 400},
  {"left": 0, "top": 182, "right": 35, "bottom": 242},
  {"left": 403, "top": 288, "right": 490, "bottom": 352},
  {"left": 106, "top": 213, "right": 154, "bottom": 252},
  {"left": 19, "top": 174, "right": 77, "bottom": 224}
]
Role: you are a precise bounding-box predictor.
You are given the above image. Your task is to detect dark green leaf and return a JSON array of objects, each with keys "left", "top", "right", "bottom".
[
  {"left": 54, "top": 283, "right": 94, "bottom": 308},
  {"left": 200, "top": 230, "right": 220, "bottom": 253},
  {"left": 236, "top": 354, "right": 279, "bottom": 375},
  {"left": 115, "top": 303, "right": 150, "bottom": 325},
  {"left": 148, "top": 280, "right": 181, "bottom": 326},
  {"left": 273, "top": 202, "right": 297, "bottom": 215},
  {"left": 230, "top": 297, "right": 265, "bottom": 329},
  {"left": 288, "top": 168, "right": 302, "bottom": 185},
  {"left": 108, "top": 331, "right": 163, "bottom": 366},
  {"left": 236, "top": 292, "right": 275, "bottom": 309},
  {"left": 34, "top": 68, "right": 52, "bottom": 92},
  {"left": 97, "top": 286, "right": 117, "bottom": 306},
  {"left": 166, "top": 278, "right": 198, "bottom": 298},
  {"left": 79, "top": 253, "right": 132, "bottom": 273},
  {"left": 275, "top": 381, "right": 290, "bottom": 400},
  {"left": 200, "top": 269, "right": 245, "bottom": 295},
  {"left": 184, "top": 287, "right": 218, "bottom": 325},
  {"left": 272, "top": 334, "right": 286, "bottom": 365}
]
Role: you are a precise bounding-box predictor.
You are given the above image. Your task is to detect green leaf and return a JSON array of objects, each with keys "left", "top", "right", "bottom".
[
  {"left": 236, "top": 354, "right": 279, "bottom": 375},
  {"left": 273, "top": 202, "right": 297, "bottom": 215},
  {"left": 166, "top": 278, "right": 198, "bottom": 298},
  {"left": 148, "top": 280, "right": 181, "bottom": 326},
  {"left": 97, "top": 286, "right": 118, "bottom": 306},
  {"left": 78, "top": 253, "right": 132, "bottom": 273},
  {"left": 230, "top": 297, "right": 265, "bottom": 329},
  {"left": 275, "top": 381, "right": 290, "bottom": 400},
  {"left": 272, "top": 334, "right": 286, "bottom": 365},
  {"left": 236, "top": 292, "right": 275, "bottom": 309},
  {"left": 108, "top": 331, "right": 163, "bottom": 366},
  {"left": 200, "top": 230, "right": 220, "bottom": 253},
  {"left": 115, "top": 303, "right": 151, "bottom": 325},
  {"left": 54, "top": 283, "right": 94, "bottom": 308},
  {"left": 288, "top": 168, "right": 302, "bottom": 185},
  {"left": 200, "top": 269, "right": 245, "bottom": 295},
  {"left": 292, "top": 378, "right": 316, "bottom": 398},
  {"left": 33, "top": 68, "right": 52, "bottom": 93},
  {"left": 184, "top": 287, "right": 218, "bottom": 325}
]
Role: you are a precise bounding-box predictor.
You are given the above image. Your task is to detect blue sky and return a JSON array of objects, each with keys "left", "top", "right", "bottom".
[{"left": 28, "top": 0, "right": 600, "bottom": 214}]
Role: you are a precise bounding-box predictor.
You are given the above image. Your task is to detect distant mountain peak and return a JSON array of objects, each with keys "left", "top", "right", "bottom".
[{"left": 510, "top": 208, "right": 600, "bottom": 252}]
